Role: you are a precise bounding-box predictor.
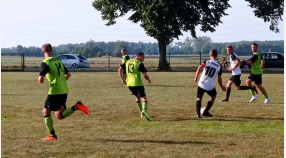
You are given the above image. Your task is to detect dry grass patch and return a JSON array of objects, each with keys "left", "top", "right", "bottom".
[{"left": 1, "top": 72, "right": 283, "bottom": 158}]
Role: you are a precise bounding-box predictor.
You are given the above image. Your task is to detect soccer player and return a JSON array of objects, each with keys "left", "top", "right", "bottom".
[
  {"left": 38, "top": 43, "right": 89, "bottom": 141},
  {"left": 120, "top": 48, "right": 130, "bottom": 78},
  {"left": 121, "top": 48, "right": 130, "bottom": 65},
  {"left": 242, "top": 43, "right": 271, "bottom": 103},
  {"left": 194, "top": 49, "right": 226, "bottom": 118},
  {"left": 118, "top": 52, "right": 152, "bottom": 121},
  {"left": 221, "top": 45, "right": 258, "bottom": 102}
]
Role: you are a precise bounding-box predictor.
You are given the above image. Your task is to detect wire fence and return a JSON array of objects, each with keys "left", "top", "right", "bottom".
[{"left": 1, "top": 54, "right": 253, "bottom": 71}]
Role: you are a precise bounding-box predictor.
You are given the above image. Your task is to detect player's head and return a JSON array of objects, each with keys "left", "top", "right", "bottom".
[
  {"left": 251, "top": 43, "right": 258, "bottom": 52},
  {"left": 136, "top": 52, "right": 145, "bottom": 62},
  {"left": 121, "top": 48, "right": 127, "bottom": 55},
  {"left": 209, "top": 49, "right": 218, "bottom": 59},
  {"left": 226, "top": 45, "right": 233, "bottom": 55},
  {"left": 42, "top": 43, "right": 53, "bottom": 56}
]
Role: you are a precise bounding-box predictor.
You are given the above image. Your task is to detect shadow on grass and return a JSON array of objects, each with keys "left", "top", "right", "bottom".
[
  {"left": 96, "top": 138, "right": 213, "bottom": 145},
  {"left": 214, "top": 115, "right": 284, "bottom": 121},
  {"left": 157, "top": 116, "right": 284, "bottom": 122},
  {"left": 148, "top": 84, "right": 188, "bottom": 88}
]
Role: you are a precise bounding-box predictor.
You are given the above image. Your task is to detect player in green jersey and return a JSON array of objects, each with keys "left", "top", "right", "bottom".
[
  {"left": 121, "top": 48, "right": 130, "bottom": 64},
  {"left": 118, "top": 52, "right": 152, "bottom": 121},
  {"left": 242, "top": 43, "right": 271, "bottom": 103},
  {"left": 38, "top": 43, "right": 89, "bottom": 141},
  {"left": 120, "top": 48, "right": 130, "bottom": 77}
]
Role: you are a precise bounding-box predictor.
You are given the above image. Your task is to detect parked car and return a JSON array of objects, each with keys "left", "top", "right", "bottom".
[
  {"left": 240, "top": 52, "right": 284, "bottom": 69},
  {"left": 57, "top": 54, "right": 90, "bottom": 69}
]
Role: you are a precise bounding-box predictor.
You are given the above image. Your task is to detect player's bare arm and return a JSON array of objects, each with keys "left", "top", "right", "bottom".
[
  {"left": 118, "top": 67, "right": 126, "bottom": 85},
  {"left": 228, "top": 59, "right": 241, "bottom": 71},
  {"left": 65, "top": 72, "right": 71, "bottom": 81},
  {"left": 38, "top": 76, "right": 45, "bottom": 83},
  {"left": 142, "top": 72, "right": 151, "bottom": 84},
  {"left": 218, "top": 76, "right": 226, "bottom": 91},
  {"left": 244, "top": 60, "right": 253, "bottom": 65},
  {"left": 194, "top": 64, "right": 204, "bottom": 82},
  {"left": 261, "top": 58, "right": 265, "bottom": 69}
]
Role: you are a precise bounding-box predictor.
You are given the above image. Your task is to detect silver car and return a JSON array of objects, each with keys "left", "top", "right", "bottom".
[{"left": 57, "top": 54, "right": 90, "bottom": 69}]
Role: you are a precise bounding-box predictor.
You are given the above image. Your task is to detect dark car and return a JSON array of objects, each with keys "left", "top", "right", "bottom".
[
  {"left": 240, "top": 52, "right": 284, "bottom": 69},
  {"left": 57, "top": 54, "right": 90, "bottom": 69}
]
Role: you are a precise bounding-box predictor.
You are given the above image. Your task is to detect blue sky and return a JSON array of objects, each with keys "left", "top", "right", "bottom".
[{"left": 1, "top": 0, "right": 284, "bottom": 48}]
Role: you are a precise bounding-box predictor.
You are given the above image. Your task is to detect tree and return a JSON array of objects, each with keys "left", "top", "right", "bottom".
[
  {"left": 191, "top": 36, "right": 212, "bottom": 54},
  {"left": 245, "top": 0, "right": 284, "bottom": 33},
  {"left": 92, "top": 0, "right": 230, "bottom": 70}
]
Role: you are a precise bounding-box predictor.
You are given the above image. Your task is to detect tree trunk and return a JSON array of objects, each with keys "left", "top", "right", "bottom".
[{"left": 157, "top": 38, "right": 170, "bottom": 71}]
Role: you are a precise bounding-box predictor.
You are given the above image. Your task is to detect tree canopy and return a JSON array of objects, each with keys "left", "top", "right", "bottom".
[
  {"left": 93, "top": 0, "right": 231, "bottom": 70},
  {"left": 245, "top": 0, "right": 284, "bottom": 33},
  {"left": 92, "top": 0, "right": 283, "bottom": 71}
]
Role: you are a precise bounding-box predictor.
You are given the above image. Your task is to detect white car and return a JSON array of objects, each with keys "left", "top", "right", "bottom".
[{"left": 57, "top": 54, "right": 90, "bottom": 69}]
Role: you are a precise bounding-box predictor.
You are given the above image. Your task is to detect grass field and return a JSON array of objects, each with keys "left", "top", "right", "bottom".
[{"left": 1, "top": 72, "right": 284, "bottom": 158}]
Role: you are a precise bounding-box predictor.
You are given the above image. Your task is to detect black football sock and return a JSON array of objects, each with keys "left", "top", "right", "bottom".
[
  {"left": 205, "top": 101, "right": 214, "bottom": 113},
  {"left": 239, "top": 86, "right": 252, "bottom": 90},
  {"left": 226, "top": 87, "right": 231, "bottom": 100},
  {"left": 196, "top": 100, "right": 202, "bottom": 116}
]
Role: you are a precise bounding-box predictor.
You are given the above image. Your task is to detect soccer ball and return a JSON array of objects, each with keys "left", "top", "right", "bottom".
[{"left": 200, "top": 107, "right": 210, "bottom": 115}]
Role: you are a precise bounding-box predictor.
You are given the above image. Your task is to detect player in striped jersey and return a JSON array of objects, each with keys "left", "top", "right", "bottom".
[
  {"left": 194, "top": 49, "right": 226, "bottom": 118},
  {"left": 221, "top": 45, "right": 258, "bottom": 102}
]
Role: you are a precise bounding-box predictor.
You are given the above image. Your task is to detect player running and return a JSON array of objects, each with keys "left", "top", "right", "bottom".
[
  {"left": 118, "top": 52, "right": 152, "bottom": 121},
  {"left": 221, "top": 45, "right": 258, "bottom": 102},
  {"left": 194, "top": 49, "right": 226, "bottom": 118},
  {"left": 242, "top": 43, "right": 271, "bottom": 103},
  {"left": 38, "top": 43, "right": 89, "bottom": 141}
]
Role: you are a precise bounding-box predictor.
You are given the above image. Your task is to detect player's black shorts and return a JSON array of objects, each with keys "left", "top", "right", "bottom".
[
  {"left": 196, "top": 86, "right": 217, "bottom": 98},
  {"left": 128, "top": 86, "right": 146, "bottom": 97},
  {"left": 229, "top": 74, "right": 241, "bottom": 86},
  {"left": 248, "top": 73, "right": 262, "bottom": 85},
  {"left": 44, "top": 94, "right": 67, "bottom": 111}
]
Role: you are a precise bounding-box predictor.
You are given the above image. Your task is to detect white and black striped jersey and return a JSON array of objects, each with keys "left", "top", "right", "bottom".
[
  {"left": 198, "top": 59, "right": 223, "bottom": 91},
  {"left": 229, "top": 53, "right": 241, "bottom": 75}
]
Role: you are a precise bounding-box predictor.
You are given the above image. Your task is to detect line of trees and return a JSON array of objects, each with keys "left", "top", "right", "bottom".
[{"left": 1, "top": 37, "right": 284, "bottom": 58}]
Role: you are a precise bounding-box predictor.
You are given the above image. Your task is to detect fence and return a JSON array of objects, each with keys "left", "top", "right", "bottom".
[
  {"left": 1, "top": 53, "right": 25, "bottom": 71},
  {"left": 1, "top": 54, "right": 253, "bottom": 71}
]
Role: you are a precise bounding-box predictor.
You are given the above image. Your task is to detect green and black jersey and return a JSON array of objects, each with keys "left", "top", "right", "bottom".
[
  {"left": 39, "top": 57, "right": 69, "bottom": 94},
  {"left": 122, "top": 59, "right": 147, "bottom": 86},
  {"left": 122, "top": 55, "right": 130, "bottom": 64},
  {"left": 249, "top": 52, "right": 263, "bottom": 75}
]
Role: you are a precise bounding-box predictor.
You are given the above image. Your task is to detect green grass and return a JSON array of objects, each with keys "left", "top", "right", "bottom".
[{"left": 1, "top": 72, "right": 284, "bottom": 158}]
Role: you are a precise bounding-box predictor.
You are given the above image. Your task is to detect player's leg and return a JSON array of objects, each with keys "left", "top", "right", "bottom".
[
  {"left": 236, "top": 75, "right": 257, "bottom": 93},
  {"left": 42, "top": 95, "right": 57, "bottom": 140},
  {"left": 129, "top": 87, "right": 143, "bottom": 116},
  {"left": 135, "top": 96, "right": 143, "bottom": 117},
  {"left": 60, "top": 102, "right": 89, "bottom": 118},
  {"left": 141, "top": 96, "right": 151, "bottom": 121},
  {"left": 247, "top": 74, "right": 257, "bottom": 102},
  {"left": 203, "top": 88, "right": 217, "bottom": 117},
  {"left": 222, "top": 79, "right": 233, "bottom": 102},
  {"left": 57, "top": 94, "right": 89, "bottom": 118},
  {"left": 255, "top": 75, "right": 271, "bottom": 103},
  {"left": 196, "top": 87, "right": 204, "bottom": 118}
]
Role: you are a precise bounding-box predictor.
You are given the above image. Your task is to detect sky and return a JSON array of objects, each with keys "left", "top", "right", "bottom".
[{"left": 1, "top": 0, "right": 285, "bottom": 48}]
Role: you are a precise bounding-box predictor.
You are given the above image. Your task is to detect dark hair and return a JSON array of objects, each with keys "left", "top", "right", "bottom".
[
  {"left": 121, "top": 48, "right": 126, "bottom": 51},
  {"left": 209, "top": 49, "right": 218, "bottom": 57},
  {"left": 42, "top": 43, "right": 53, "bottom": 53},
  {"left": 136, "top": 52, "right": 144, "bottom": 57},
  {"left": 252, "top": 43, "right": 258, "bottom": 47},
  {"left": 226, "top": 45, "right": 233, "bottom": 50}
]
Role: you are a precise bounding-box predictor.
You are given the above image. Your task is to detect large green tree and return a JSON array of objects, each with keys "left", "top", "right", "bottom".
[
  {"left": 92, "top": 0, "right": 230, "bottom": 70},
  {"left": 92, "top": 0, "right": 283, "bottom": 71},
  {"left": 245, "top": 0, "right": 284, "bottom": 33}
]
